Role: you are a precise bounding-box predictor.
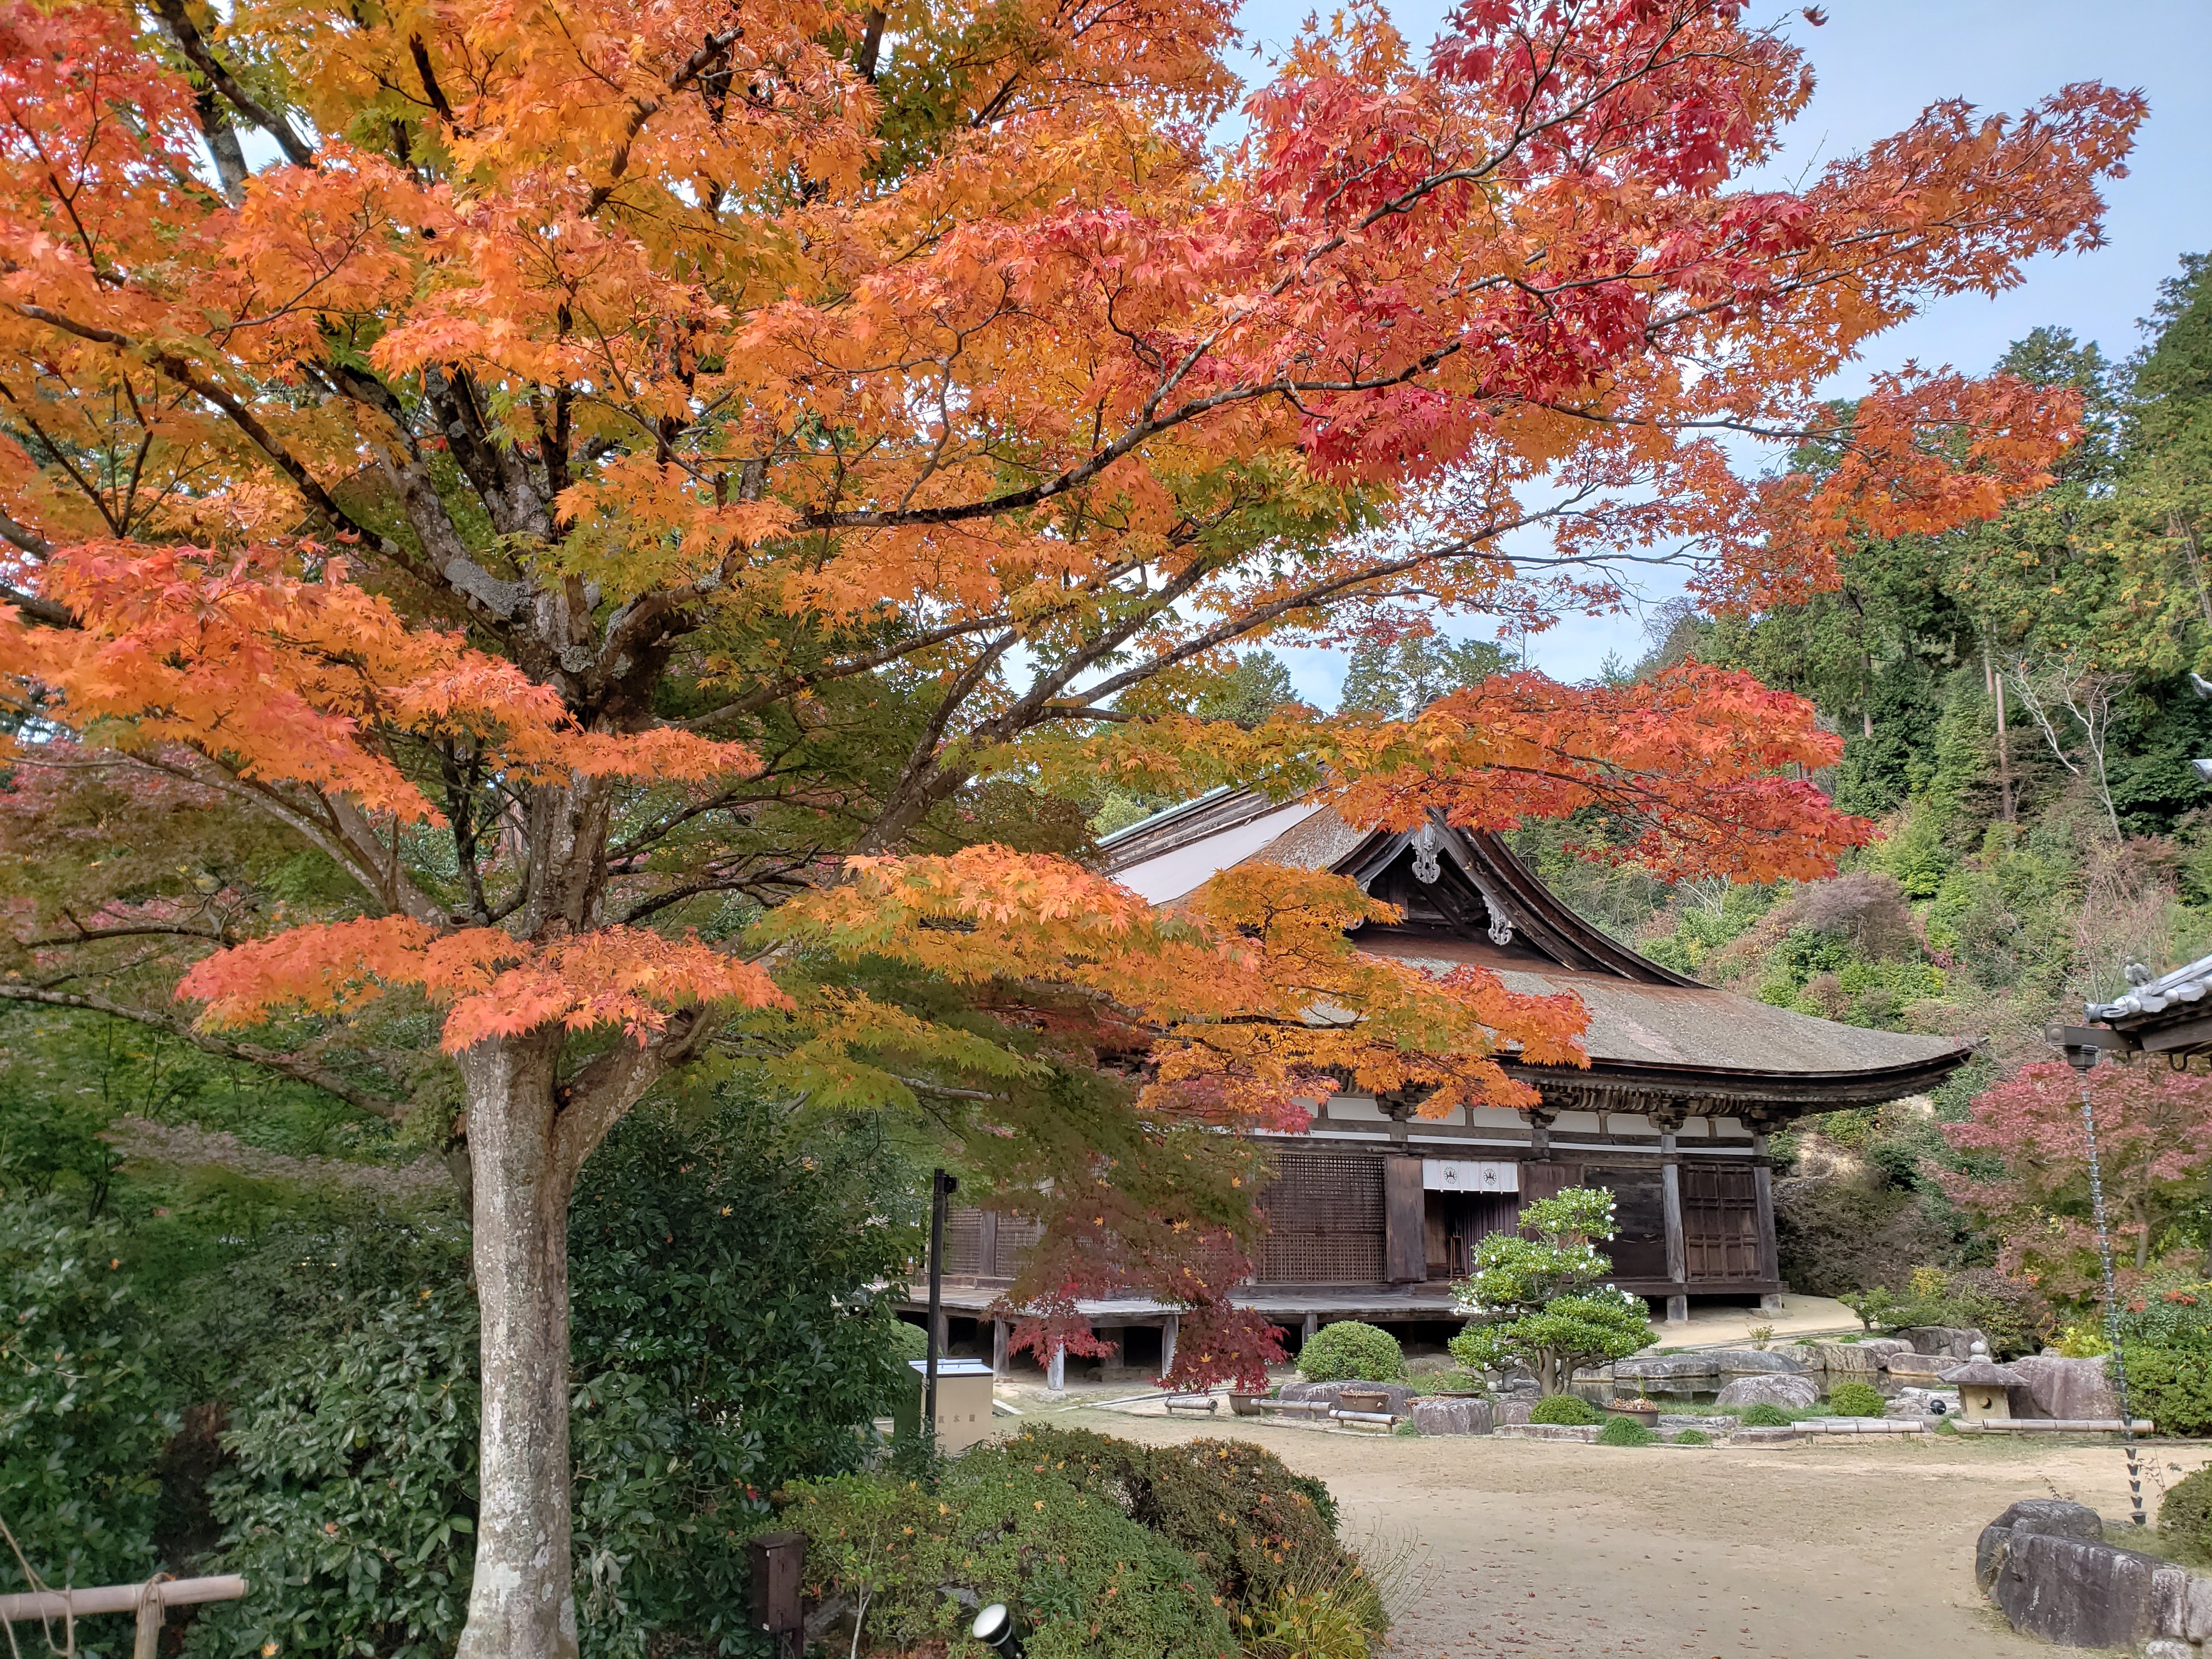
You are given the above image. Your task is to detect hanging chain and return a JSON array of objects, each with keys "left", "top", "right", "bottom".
[{"left": 2075, "top": 1065, "right": 2146, "bottom": 1526}]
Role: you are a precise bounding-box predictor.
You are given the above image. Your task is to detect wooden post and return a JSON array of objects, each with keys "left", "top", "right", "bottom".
[
  {"left": 1159, "top": 1313, "right": 1179, "bottom": 1379},
  {"left": 1752, "top": 1132, "right": 1781, "bottom": 1291},
  {"left": 991, "top": 1318, "right": 1008, "bottom": 1377},
  {"left": 132, "top": 1584, "right": 165, "bottom": 1659},
  {"left": 1660, "top": 1127, "right": 1688, "bottom": 1324},
  {"left": 1047, "top": 1340, "right": 1065, "bottom": 1392},
  {"left": 926, "top": 1167, "right": 956, "bottom": 1427},
  {"left": 978, "top": 1209, "right": 1000, "bottom": 1278},
  {"left": 1301, "top": 1311, "right": 1318, "bottom": 1345},
  {"left": 749, "top": 1531, "right": 806, "bottom": 1659}
]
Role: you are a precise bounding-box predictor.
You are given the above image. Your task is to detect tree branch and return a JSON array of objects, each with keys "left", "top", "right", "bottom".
[
  {"left": 148, "top": 0, "right": 316, "bottom": 168},
  {"left": 0, "top": 983, "right": 408, "bottom": 1119}
]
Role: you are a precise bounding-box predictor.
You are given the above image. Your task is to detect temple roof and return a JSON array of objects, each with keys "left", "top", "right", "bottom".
[
  {"left": 2085, "top": 952, "right": 2212, "bottom": 1056},
  {"left": 1099, "top": 791, "right": 1971, "bottom": 1110}
]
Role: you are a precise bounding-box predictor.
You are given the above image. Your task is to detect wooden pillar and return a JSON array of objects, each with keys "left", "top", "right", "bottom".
[
  {"left": 1660, "top": 1126, "right": 1688, "bottom": 1324},
  {"left": 1752, "top": 1131, "right": 1781, "bottom": 1292},
  {"left": 1301, "top": 1312, "right": 1318, "bottom": 1345},
  {"left": 991, "top": 1318, "right": 1008, "bottom": 1378},
  {"left": 1159, "top": 1313, "right": 1178, "bottom": 1380},
  {"left": 1527, "top": 1105, "right": 1555, "bottom": 1158},
  {"left": 1046, "top": 1341, "right": 1065, "bottom": 1392},
  {"left": 931, "top": 1306, "right": 950, "bottom": 1355},
  {"left": 979, "top": 1209, "right": 1000, "bottom": 1278}
]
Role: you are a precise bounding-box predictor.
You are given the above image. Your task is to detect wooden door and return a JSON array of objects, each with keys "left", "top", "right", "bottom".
[
  {"left": 1681, "top": 1164, "right": 1762, "bottom": 1281},
  {"left": 1519, "top": 1161, "right": 1579, "bottom": 1205},
  {"left": 1384, "top": 1156, "right": 1426, "bottom": 1284}
]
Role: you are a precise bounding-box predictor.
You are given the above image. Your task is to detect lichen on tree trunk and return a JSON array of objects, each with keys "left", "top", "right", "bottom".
[{"left": 458, "top": 1034, "right": 580, "bottom": 1659}]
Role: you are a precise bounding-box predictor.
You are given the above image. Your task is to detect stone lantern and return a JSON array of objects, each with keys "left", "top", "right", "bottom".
[{"left": 1942, "top": 1350, "right": 2024, "bottom": 1423}]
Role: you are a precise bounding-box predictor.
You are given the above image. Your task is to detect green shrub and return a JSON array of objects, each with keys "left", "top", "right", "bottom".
[
  {"left": 1288, "top": 1472, "right": 1340, "bottom": 1534},
  {"left": 965, "top": 1429, "right": 1350, "bottom": 1615},
  {"left": 2056, "top": 1323, "right": 2111, "bottom": 1358},
  {"left": 1838, "top": 1267, "right": 2050, "bottom": 1359},
  {"left": 0, "top": 1198, "right": 170, "bottom": 1602},
  {"left": 185, "top": 1286, "right": 480, "bottom": 1659},
  {"left": 1737, "top": 1403, "right": 1792, "bottom": 1427},
  {"left": 1595, "top": 1415, "right": 1656, "bottom": 1446},
  {"left": 1296, "top": 1321, "right": 1404, "bottom": 1383},
  {"left": 2117, "top": 1281, "right": 2212, "bottom": 1346},
  {"left": 1672, "top": 1429, "right": 1713, "bottom": 1446},
  {"left": 1528, "top": 1393, "right": 1601, "bottom": 1426},
  {"left": 888, "top": 1317, "right": 930, "bottom": 1362},
  {"left": 781, "top": 1462, "right": 1238, "bottom": 1659},
  {"left": 186, "top": 1094, "right": 923, "bottom": 1659},
  {"left": 1828, "top": 1381, "right": 1885, "bottom": 1418},
  {"left": 2121, "top": 1339, "right": 2212, "bottom": 1437},
  {"left": 2162, "top": 1466, "right": 2212, "bottom": 1561}
]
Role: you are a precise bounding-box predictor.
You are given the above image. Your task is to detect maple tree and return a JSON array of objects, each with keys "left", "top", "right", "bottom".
[
  {"left": 0, "top": 0, "right": 2143, "bottom": 1649},
  {"left": 1939, "top": 1058, "right": 2212, "bottom": 1292}
]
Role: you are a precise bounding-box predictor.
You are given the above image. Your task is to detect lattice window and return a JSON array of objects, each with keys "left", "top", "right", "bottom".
[
  {"left": 1254, "top": 1150, "right": 1385, "bottom": 1285},
  {"left": 993, "top": 1218, "right": 1042, "bottom": 1279},
  {"left": 944, "top": 1207, "right": 985, "bottom": 1277}
]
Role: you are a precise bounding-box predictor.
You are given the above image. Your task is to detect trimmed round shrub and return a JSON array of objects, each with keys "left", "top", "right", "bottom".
[
  {"left": 1672, "top": 1429, "right": 1713, "bottom": 1446},
  {"left": 887, "top": 1317, "right": 930, "bottom": 1362},
  {"left": 2163, "top": 1466, "right": 2212, "bottom": 1561},
  {"left": 2122, "top": 1338, "right": 2212, "bottom": 1437},
  {"left": 781, "top": 1461, "right": 1237, "bottom": 1659},
  {"left": 1827, "top": 1381, "right": 1884, "bottom": 1418},
  {"left": 1595, "top": 1415, "right": 1656, "bottom": 1446},
  {"left": 964, "top": 1428, "right": 1351, "bottom": 1615},
  {"left": 1737, "top": 1403, "right": 1792, "bottom": 1427},
  {"left": 1528, "top": 1393, "right": 1601, "bottom": 1426},
  {"left": 1295, "top": 1321, "right": 1404, "bottom": 1383}
]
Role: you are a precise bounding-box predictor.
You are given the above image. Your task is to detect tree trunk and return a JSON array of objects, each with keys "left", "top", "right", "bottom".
[{"left": 456, "top": 1033, "right": 580, "bottom": 1659}]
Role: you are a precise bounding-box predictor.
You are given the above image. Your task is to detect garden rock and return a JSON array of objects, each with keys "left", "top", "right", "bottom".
[
  {"left": 1900, "top": 1325, "right": 1985, "bottom": 1359},
  {"left": 1989, "top": 1530, "right": 2158, "bottom": 1648},
  {"left": 1410, "top": 1398, "right": 1493, "bottom": 1436},
  {"left": 1278, "top": 1379, "right": 1419, "bottom": 1415},
  {"left": 1859, "top": 1336, "right": 1913, "bottom": 1362},
  {"left": 1887, "top": 1388, "right": 1958, "bottom": 1418},
  {"left": 1726, "top": 1425, "right": 1796, "bottom": 1444},
  {"left": 2154, "top": 1566, "right": 2192, "bottom": 1639},
  {"left": 2187, "top": 1573, "right": 2212, "bottom": 1643},
  {"left": 1571, "top": 1364, "right": 1615, "bottom": 1382},
  {"left": 2007, "top": 1355, "right": 2117, "bottom": 1422},
  {"left": 2143, "top": 1641, "right": 2193, "bottom": 1659},
  {"left": 1494, "top": 1423, "right": 1601, "bottom": 1442},
  {"left": 1657, "top": 1414, "right": 1734, "bottom": 1434},
  {"left": 1883, "top": 1350, "right": 1953, "bottom": 1379},
  {"left": 1805, "top": 1341, "right": 1879, "bottom": 1373},
  {"left": 1715, "top": 1373, "right": 1819, "bottom": 1409},
  {"left": 1494, "top": 1398, "right": 1535, "bottom": 1426},
  {"left": 1706, "top": 1348, "right": 1804, "bottom": 1374},
  {"left": 1976, "top": 1497, "right": 2105, "bottom": 1592},
  {"left": 1613, "top": 1353, "right": 1718, "bottom": 1381}
]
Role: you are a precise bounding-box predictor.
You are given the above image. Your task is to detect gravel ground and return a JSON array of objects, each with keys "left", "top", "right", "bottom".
[{"left": 1045, "top": 1402, "right": 2199, "bottom": 1659}]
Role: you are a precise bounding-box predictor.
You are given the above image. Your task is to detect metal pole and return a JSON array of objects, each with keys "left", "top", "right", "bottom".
[
  {"left": 2068, "top": 1052, "right": 2146, "bottom": 1526},
  {"left": 925, "top": 1168, "right": 955, "bottom": 1431}
]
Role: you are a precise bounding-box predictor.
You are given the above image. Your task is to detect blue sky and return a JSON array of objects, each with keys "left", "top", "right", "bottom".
[{"left": 1223, "top": 0, "right": 2212, "bottom": 703}]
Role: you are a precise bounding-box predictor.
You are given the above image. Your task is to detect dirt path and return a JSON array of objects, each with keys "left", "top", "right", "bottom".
[{"left": 1059, "top": 1407, "right": 2185, "bottom": 1659}]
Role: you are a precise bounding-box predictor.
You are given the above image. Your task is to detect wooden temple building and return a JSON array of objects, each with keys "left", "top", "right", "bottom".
[{"left": 916, "top": 790, "right": 1970, "bottom": 1381}]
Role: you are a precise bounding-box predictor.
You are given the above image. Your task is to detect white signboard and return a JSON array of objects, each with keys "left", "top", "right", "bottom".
[{"left": 1421, "top": 1159, "right": 1519, "bottom": 1194}]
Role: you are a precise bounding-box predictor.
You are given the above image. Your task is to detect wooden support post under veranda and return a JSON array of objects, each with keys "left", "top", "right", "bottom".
[{"left": 0, "top": 1575, "right": 247, "bottom": 1659}]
